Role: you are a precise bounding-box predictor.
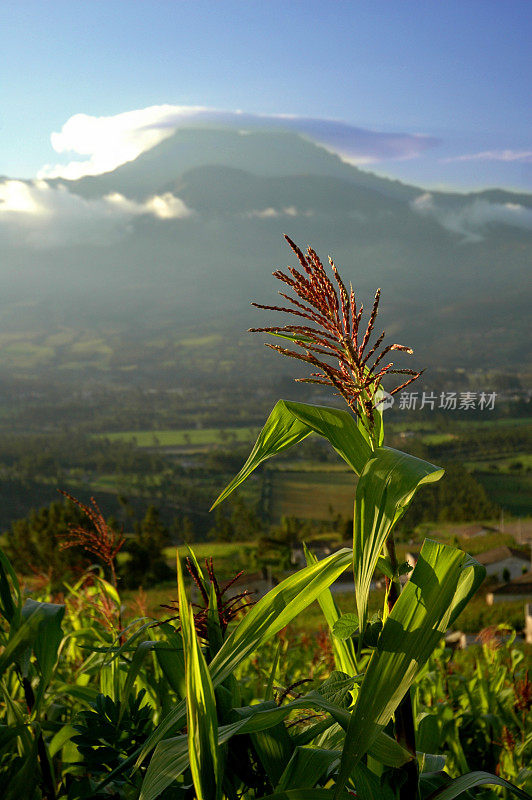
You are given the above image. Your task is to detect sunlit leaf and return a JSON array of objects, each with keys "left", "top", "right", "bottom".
[
  {"left": 353, "top": 447, "right": 444, "bottom": 635},
  {"left": 304, "top": 544, "right": 358, "bottom": 676},
  {"left": 140, "top": 690, "right": 410, "bottom": 800},
  {"left": 178, "top": 554, "right": 221, "bottom": 800},
  {"left": 332, "top": 614, "right": 359, "bottom": 641},
  {"left": 211, "top": 400, "right": 372, "bottom": 508},
  {"left": 335, "top": 540, "right": 485, "bottom": 795},
  {"left": 424, "top": 770, "right": 532, "bottom": 799}
]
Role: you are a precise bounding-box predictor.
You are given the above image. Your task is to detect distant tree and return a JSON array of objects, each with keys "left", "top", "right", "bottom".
[
  {"left": 5, "top": 498, "right": 91, "bottom": 588},
  {"left": 256, "top": 516, "right": 311, "bottom": 572},
  {"left": 172, "top": 514, "right": 196, "bottom": 544},
  {"left": 399, "top": 464, "right": 497, "bottom": 527},
  {"left": 122, "top": 506, "right": 173, "bottom": 588},
  {"left": 230, "top": 497, "right": 262, "bottom": 540},
  {"left": 208, "top": 507, "right": 235, "bottom": 542},
  {"left": 208, "top": 497, "right": 262, "bottom": 541}
]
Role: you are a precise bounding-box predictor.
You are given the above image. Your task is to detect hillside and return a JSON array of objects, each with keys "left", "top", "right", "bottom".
[{"left": 0, "top": 126, "right": 530, "bottom": 376}]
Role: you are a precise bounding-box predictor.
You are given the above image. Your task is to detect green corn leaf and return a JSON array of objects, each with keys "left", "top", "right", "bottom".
[
  {"left": 48, "top": 723, "right": 78, "bottom": 758},
  {"left": 424, "top": 770, "right": 532, "bottom": 800},
  {"left": 0, "top": 548, "right": 21, "bottom": 626},
  {"left": 178, "top": 553, "right": 221, "bottom": 800},
  {"left": 118, "top": 640, "right": 158, "bottom": 723},
  {"left": 154, "top": 635, "right": 186, "bottom": 698},
  {"left": 265, "top": 640, "right": 282, "bottom": 701},
  {"left": 0, "top": 599, "right": 64, "bottom": 707},
  {"left": 0, "top": 724, "right": 28, "bottom": 752},
  {"left": 353, "top": 447, "right": 444, "bottom": 634},
  {"left": 276, "top": 746, "right": 339, "bottom": 791},
  {"left": 252, "top": 724, "right": 294, "bottom": 787},
  {"left": 207, "top": 581, "right": 224, "bottom": 660},
  {"left": 185, "top": 607, "right": 221, "bottom": 800},
  {"left": 303, "top": 544, "right": 358, "bottom": 676},
  {"left": 335, "top": 539, "right": 485, "bottom": 796},
  {"left": 4, "top": 740, "right": 39, "bottom": 800},
  {"left": 140, "top": 691, "right": 410, "bottom": 800},
  {"left": 259, "top": 790, "right": 352, "bottom": 800},
  {"left": 21, "top": 599, "right": 65, "bottom": 706},
  {"left": 208, "top": 547, "right": 353, "bottom": 688},
  {"left": 351, "top": 761, "right": 395, "bottom": 800},
  {"left": 138, "top": 548, "right": 353, "bottom": 768},
  {"left": 211, "top": 400, "right": 372, "bottom": 508}
]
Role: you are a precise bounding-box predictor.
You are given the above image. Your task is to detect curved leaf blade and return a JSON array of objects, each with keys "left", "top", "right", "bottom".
[
  {"left": 184, "top": 606, "right": 220, "bottom": 800},
  {"left": 425, "top": 770, "right": 532, "bottom": 800},
  {"left": 140, "top": 691, "right": 410, "bottom": 800},
  {"left": 304, "top": 544, "right": 358, "bottom": 675},
  {"left": 211, "top": 400, "right": 371, "bottom": 508},
  {"left": 336, "top": 540, "right": 485, "bottom": 796},
  {"left": 353, "top": 447, "right": 444, "bottom": 633},
  {"left": 178, "top": 553, "right": 220, "bottom": 800},
  {"left": 137, "top": 548, "right": 353, "bottom": 768}
]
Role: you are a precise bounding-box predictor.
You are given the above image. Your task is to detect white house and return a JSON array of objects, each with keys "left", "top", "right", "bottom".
[
  {"left": 475, "top": 546, "right": 530, "bottom": 582},
  {"left": 486, "top": 571, "right": 532, "bottom": 605}
]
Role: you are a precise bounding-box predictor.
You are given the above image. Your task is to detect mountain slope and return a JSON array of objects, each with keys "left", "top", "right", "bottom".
[{"left": 1, "top": 126, "right": 530, "bottom": 372}]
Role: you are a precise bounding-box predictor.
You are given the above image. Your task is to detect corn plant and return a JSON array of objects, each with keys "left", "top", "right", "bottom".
[
  {"left": 136, "top": 238, "right": 531, "bottom": 799},
  {"left": 1, "top": 238, "right": 530, "bottom": 799},
  {"left": 415, "top": 632, "right": 532, "bottom": 794}
]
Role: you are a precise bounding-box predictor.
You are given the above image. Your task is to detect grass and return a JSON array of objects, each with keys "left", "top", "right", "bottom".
[
  {"left": 97, "top": 427, "right": 259, "bottom": 447},
  {"left": 165, "top": 541, "right": 259, "bottom": 577},
  {"left": 420, "top": 433, "right": 456, "bottom": 445},
  {"left": 465, "top": 454, "right": 532, "bottom": 472}
]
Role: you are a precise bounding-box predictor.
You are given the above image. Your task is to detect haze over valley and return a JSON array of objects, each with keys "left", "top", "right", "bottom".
[{"left": 1, "top": 123, "right": 531, "bottom": 384}]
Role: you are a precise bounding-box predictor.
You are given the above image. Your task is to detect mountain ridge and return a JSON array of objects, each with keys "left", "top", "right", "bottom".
[{"left": 0, "top": 126, "right": 530, "bottom": 373}]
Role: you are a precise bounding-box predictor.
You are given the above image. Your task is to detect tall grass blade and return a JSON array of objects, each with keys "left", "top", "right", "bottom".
[{"left": 178, "top": 554, "right": 221, "bottom": 800}]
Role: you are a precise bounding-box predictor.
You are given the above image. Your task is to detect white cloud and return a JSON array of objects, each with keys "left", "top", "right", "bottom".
[
  {"left": 244, "top": 206, "right": 313, "bottom": 218},
  {"left": 39, "top": 105, "right": 209, "bottom": 179},
  {"left": 37, "top": 105, "right": 438, "bottom": 180},
  {"left": 411, "top": 192, "right": 532, "bottom": 242},
  {"left": 442, "top": 149, "right": 532, "bottom": 163},
  {"left": 0, "top": 180, "right": 192, "bottom": 247}
]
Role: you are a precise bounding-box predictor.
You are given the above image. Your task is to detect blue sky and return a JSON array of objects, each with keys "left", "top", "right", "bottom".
[{"left": 1, "top": 0, "right": 531, "bottom": 190}]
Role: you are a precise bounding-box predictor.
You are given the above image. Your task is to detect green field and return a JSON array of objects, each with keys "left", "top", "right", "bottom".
[
  {"left": 97, "top": 426, "right": 259, "bottom": 447},
  {"left": 163, "top": 541, "right": 258, "bottom": 576},
  {"left": 465, "top": 454, "right": 532, "bottom": 472},
  {"left": 269, "top": 469, "right": 357, "bottom": 522}
]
